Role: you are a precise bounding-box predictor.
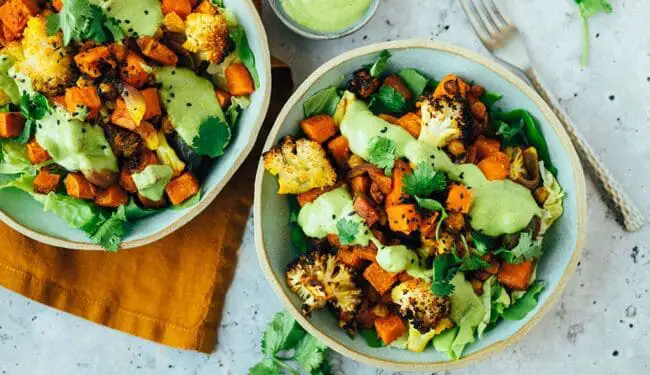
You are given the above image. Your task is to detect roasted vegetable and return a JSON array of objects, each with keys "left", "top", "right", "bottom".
[
  {"left": 162, "top": 0, "right": 192, "bottom": 19},
  {"left": 363, "top": 262, "right": 398, "bottom": 295},
  {"left": 225, "top": 63, "right": 254, "bottom": 96},
  {"left": 477, "top": 151, "right": 510, "bottom": 181},
  {"left": 137, "top": 37, "right": 178, "bottom": 66},
  {"left": 395, "top": 112, "right": 421, "bottom": 138},
  {"left": 103, "top": 125, "right": 141, "bottom": 158},
  {"left": 165, "top": 171, "right": 199, "bottom": 205},
  {"left": 0, "top": 112, "right": 24, "bottom": 138},
  {"left": 374, "top": 313, "right": 407, "bottom": 345},
  {"left": 64, "top": 172, "right": 95, "bottom": 200},
  {"left": 120, "top": 52, "right": 151, "bottom": 88},
  {"left": 286, "top": 250, "right": 362, "bottom": 326},
  {"left": 498, "top": 259, "right": 534, "bottom": 291},
  {"left": 433, "top": 74, "right": 470, "bottom": 99},
  {"left": 73, "top": 46, "right": 117, "bottom": 78},
  {"left": 446, "top": 184, "right": 473, "bottom": 214},
  {"left": 65, "top": 86, "right": 101, "bottom": 119},
  {"left": 0, "top": 0, "right": 39, "bottom": 42},
  {"left": 406, "top": 318, "right": 454, "bottom": 352},
  {"left": 348, "top": 69, "right": 380, "bottom": 99},
  {"left": 507, "top": 146, "right": 541, "bottom": 189},
  {"left": 95, "top": 185, "right": 128, "bottom": 208},
  {"left": 263, "top": 136, "right": 337, "bottom": 195},
  {"left": 300, "top": 114, "right": 337, "bottom": 144},
  {"left": 391, "top": 278, "right": 452, "bottom": 333},
  {"left": 33, "top": 168, "right": 61, "bottom": 194},
  {"left": 16, "top": 16, "right": 74, "bottom": 95},
  {"left": 327, "top": 135, "right": 350, "bottom": 168},
  {"left": 25, "top": 137, "right": 50, "bottom": 164},
  {"left": 182, "top": 11, "right": 230, "bottom": 64},
  {"left": 418, "top": 95, "right": 472, "bottom": 148}
]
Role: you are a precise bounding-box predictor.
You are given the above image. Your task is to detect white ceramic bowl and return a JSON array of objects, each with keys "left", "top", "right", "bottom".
[
  {"left": 0, "top": 0, "right": 272, "bottom": 250},
  {"left": 255, "top": 40, "right": 587, "bottom": 371}
]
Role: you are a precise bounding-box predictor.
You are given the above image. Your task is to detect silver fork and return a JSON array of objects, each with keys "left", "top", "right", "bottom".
[{"left": 460, "top": 0, "right": 645, "bottom": 232}]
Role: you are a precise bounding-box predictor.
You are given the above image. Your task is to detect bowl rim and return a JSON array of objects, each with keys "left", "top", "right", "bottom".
[
  {"left": 254, "top": 39, "right": 587, "bottom": 371},
  {"left": 267, "top": 0, "right": 379, "bottom": 40},
  {"left": 0, "top": 0, "right": 273, "bottom": 251}
]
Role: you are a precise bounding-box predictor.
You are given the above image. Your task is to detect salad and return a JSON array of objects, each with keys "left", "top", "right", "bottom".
[
  {"left": 0, "top": 0, "right": 258, "bottom": 250},
  {"left": 262, "top": 51, "right": 564, "bottom": 359}
]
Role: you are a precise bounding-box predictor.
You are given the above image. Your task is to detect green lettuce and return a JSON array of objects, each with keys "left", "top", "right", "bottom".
[
  {"left": 0, "top": 141, "right": 37, "bottom": 175},
  {"left": 502, "top": 281, "right": 545, "bottom": 320}
]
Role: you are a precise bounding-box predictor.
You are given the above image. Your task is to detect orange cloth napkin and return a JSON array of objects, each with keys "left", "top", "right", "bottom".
[{"left": 0, "top": 2, "right": 293, "bottom": 353}]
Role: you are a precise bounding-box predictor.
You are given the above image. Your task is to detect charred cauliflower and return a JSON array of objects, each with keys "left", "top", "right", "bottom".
[
  {"left": 286, "top": 251, "right": 362, "bottom": 327},
  {"left": 263, "top": 136, "right": 337, "bottom": 195},
  {"left": 183, "top": 12, "right": 230, "bottom": 64},
  {"left": 391, "top": 279, "right": 451, "bottom": 333},
  {"left": 418, "top": 96, "right": 471, "bottom": 148},
  {"left": 16, "top": 17, "right": 74, "bottom": 96}
]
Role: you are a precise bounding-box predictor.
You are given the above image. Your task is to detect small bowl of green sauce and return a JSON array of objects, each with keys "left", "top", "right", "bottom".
[{"left": 269, "top": 0, "right": 379, "bottom": 39}]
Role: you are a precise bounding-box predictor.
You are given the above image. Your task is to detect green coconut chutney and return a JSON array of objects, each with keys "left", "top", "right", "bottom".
[{"left": 279, "top": 0, "right": 374, "bottom": 33}]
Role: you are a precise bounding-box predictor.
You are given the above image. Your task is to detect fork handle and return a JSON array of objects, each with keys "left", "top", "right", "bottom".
[{"left": 524, "top": 68, "right": 645, "bottom": 232}]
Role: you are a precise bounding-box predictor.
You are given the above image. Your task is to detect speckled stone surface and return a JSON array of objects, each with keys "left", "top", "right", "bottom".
[{"left": 1, "top": 0, "right": 649, "bottom": 374}]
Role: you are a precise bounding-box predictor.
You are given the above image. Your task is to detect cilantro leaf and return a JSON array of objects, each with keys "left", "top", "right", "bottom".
[
  {"left": 359, "top": 328, "right": 384, "bottom": 348},
  {"left": 403, "top": 162, "right": 447, "bottom": 197},
  {"left": 495, "top": 232, "right": 543, "bottom": 264},
  {"left": 47, "top": 0, "right": 124, "bottom": 46},
  {"left": 495, "top": 119, "right": 524, "bottom": 146},
  {"left": 397, "top": 68, "right": 429, "bottom": 98},
  {"left": 471, "top": 230, "right": 495, "bottom": 256},
  {"left": 336, "top": 218, "right": 359, "bottom": 245},
  {"left": 303, "top": 87, "right": 341, "bottom": 117},
  {"left": 294, "top": 335, "right": 328, "bottom": 373},
  {"left": 16, "top": 92, "right": 51, "bottom": 144},
  {"left": 248, "top": 359, "right": 281, "bottom": 375},
  {"left": 432, "top": 253, "right": 460, "bottom": 296},
  {"left": 104, "top": 17, "right": 126, "bottom": 41},
  {"left": 230, "top": 26, "right": 259, "bottom": 88},
  {"left": 575, "top": 0, "right": 612, "bottom": 65},
  {"left": 262, "top": 311, "right": 306, "bottom": 357},
  {"left": 415, "top": 196, "right": 447, "bottom": 240},
  {"left": 90, "top": 206, "right": 128, "bottom": 252},
  {"left": 368, "top": 50, "right": 391, "bottom": 77},
  {"left": 502, "top": 281, "right": 545, "bottom": 320},
  {"left": 192, "top": 116, "right": 231, "bottom": 157},
  {"left": 368, "top": 85, "right": 407, "bottom": 115},
  {"left": 367, "top": 136, "right": 396, "bottom": 175}
]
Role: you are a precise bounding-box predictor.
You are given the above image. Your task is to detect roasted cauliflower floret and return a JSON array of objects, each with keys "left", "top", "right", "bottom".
[
  {"left": 418, "top": 96, "right": 471, "bottom": 147},
  {"left": 263, "top": 136, "right": 337, "bottom": 195},
  {"left": 286, "top": 251, "right": 362, "bottom": 328},
  {"left": 391, "top": 279, "right": 451, "bottom": 333},
  {"left": 182, "top": 12, "right": 230, "bottom": 64},
  {"left": 16, "top": 17, "right": 74, "bottom": 96},
  {"left": 406, "top": 318, "right": 454, "bottom": 352}
]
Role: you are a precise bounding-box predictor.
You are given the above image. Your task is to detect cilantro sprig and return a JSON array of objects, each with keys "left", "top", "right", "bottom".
[
  {"left": 494, "top": 232, "right": 543, "bottom": 264},
  {"left": 250, "top": 311, "right": 331, "bottom": 375},
  {"left": 403, "top": 162, "right": 447, "bottom": 197},
  {"left": 46, "top": 0, "right": 125, "bottom": 46},
  {"left": 192, "top": 116, "right": 231, "bottom": 157},
  {"left": 336, "top": 218, "right": 359, "bottom": 245},
  {"left": 367, "top": 136, "right": 396, "bottom": 175},
  {"left": 367, "top": 50, "right": 391, "bottom": 78},
  {"left": 16, "top": 92, "right": 51, "bottom": 144},
  {"left": 432, "top": 253, "right": 459, "bottom": 296},
  {"left": 575, "top": 0, "right": 612, "bottom": 65}
]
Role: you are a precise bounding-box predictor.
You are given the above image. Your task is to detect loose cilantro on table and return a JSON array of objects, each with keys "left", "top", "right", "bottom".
[
  {"left": 575, "top": 0, "right": 612, "bottom": 65},
  {"left": 402, "top": 162, "right": 447, "bottom": 197},
  {"left": 494, "top": 232, "right": 543, "bottom": 264},
  {"left": 367, "top": 136, "right": 396, "bottom": 175},
  {"left": 303, "top": 87, "right": 341, "bottom": 118},
  {"left": 250, "top": 311, "right": 332, "bottom": 375},
  {"left": 368, "top": 85, "right": 407, "bottom": 115},
  {"left": 336, "top": 218, "right": 359, "bottom": 245},
  {"left": 367, "top": 50, "right": 391, "bottom": 77},
  {"left": 46, "top": 0, "right": 125, "bottom": 45},
  {"left": 192, "top": 116, "right": 231, "bottom": 158}
]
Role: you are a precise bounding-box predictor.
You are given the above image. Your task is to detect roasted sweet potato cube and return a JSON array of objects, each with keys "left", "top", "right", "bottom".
[
  {"left": 386, "top": 204, "right": 421, "bottom": 234},
  {"left": 33, "top": 169, "right": 61, "bottom": 194},
  {"left": 327, "top": 135, "right": 350, "bottom": 168},
  {"left": 165, "top": 171, "right": 199, "bottom": 205},
  {"left": 141, "top": 88, "right": 162, "bottom": 120},
  {"left": 337, "top": 247, "right": 362, "bottom": 268},
  {"left": 65, "top": 86, "right": 101, "bottom": 119},
  {"left": 300, "top": 114, "right": 337, "bottom": 144},
  {"left": 74, "top": 46, "right": 116, "bottom": 78},
  {"left": 353, "top": 194, "right": 380, "bottom": 227},
  {"left": 111, "top": 99, "right": 137, "bottom": 130},
  {"left": 95, "top": 185, "right": 128, "bottom": 208},
  {"left": 215, "top": 89, "right": 231, "bottom": 109},
  {"left": 498, "top": 260, "right": 534, "bottom": 291},
  {"left": 137, "top": 37, "right": 178, "bottom": 66},
  {"left": 226, "top": 63, "right": 254, "bottom": 96},
  {"left": 349, "top": 176, "right": 370, "bottom": 195},
  {"left": 162, "top": 0, "right": 192, "bottom": 19},
  {"left": 0, "top": 112, "right": 25, "bottom": 138},
  {"left": 26, "top": 138, "right": 50, "bottom": 164},
  {"left": 354, "top": 244, "right": 377, "bottom": 262},
  {"left": 64, "top": 173, "right": 95, "bottom": 200},
  {"left": 395, "top": 112, "right": 422, "bottom": 138},
  {"left": 119, "top": 168, "right": 137, "bottom": 193},
  {"left": 374, "top": 313, "right": 406, "bottom": 345},
  {"left": 0, "top": 0, "right": 39, "bottom": 37},
  {"left": 121, "top": 52, "right": 151, "bottom": 88},
  {"left": 363, "top": 262, "right": 398, "bottom": 295}
]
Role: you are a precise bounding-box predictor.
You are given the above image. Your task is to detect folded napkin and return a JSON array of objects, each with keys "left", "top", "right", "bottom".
[{"left": 0, "top": 2, "right": 293, "bottom": 352}]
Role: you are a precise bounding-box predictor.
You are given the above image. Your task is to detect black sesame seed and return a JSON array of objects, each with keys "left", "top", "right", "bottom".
[
  {"left": 124, "top": 20, "right": 131, "bottom": 24},
  {"left": 144, "top": 10, "right": 149, "bottom": 15},
  {"left": 430, "top": 154, "right": 436, "bottom": 159},
  {"left": 459, "top": 172, "right": 465, "bottom": 179},
  {"left": 331, "top": 214, "right": 336, "bottom": 219},
  {"left": 612, "top": 350, "right": 619, "bottom": 357},
  {"left": 380, "top": 127, "right": 387, "bottom": 133},
  {"left": 171, "top": 70, "right": 176, "bottom": 75},
  {"left": 128, "top": 28, "right": 134, "bottom": 33},
  {"left": 186, "top": 103, "right": 192, "bottom": 107}
]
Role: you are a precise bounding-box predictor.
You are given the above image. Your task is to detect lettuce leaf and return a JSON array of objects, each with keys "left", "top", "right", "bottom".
[
  {"left": 303, "top": 87, "right": 341, "bottom": 118},
  {"left": 502, "top": 281, "right": 545, "bottom": 320},
  {"left": 230, "top": 26, "right": 259, "bottom": 88},
  {"left": 397, "top": 68, "right": 428, "bottom": 98},
  {"left": 0, "top": 141, "right": 37, "bottom": 175}
]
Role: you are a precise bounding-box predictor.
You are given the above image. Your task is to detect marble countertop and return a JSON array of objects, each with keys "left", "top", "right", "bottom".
[{"left": 1, "top": 0, "right": 649, "bottom": 374}]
